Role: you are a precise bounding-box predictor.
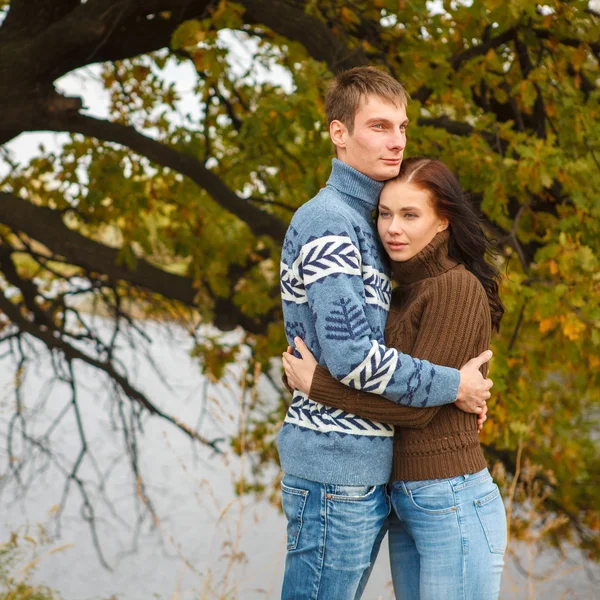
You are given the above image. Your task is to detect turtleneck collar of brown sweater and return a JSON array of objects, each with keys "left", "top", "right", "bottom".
[{"left": 390, "top": 229, "right": 458, "bottom": 286}]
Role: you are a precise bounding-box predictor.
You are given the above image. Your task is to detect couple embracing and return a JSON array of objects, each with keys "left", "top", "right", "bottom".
[{"left": 278, "top": 67, "right": 507, "bottom": 599}]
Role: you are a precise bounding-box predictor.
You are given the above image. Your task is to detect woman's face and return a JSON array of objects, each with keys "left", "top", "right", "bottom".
[{"left": 377, "top": 180, "right": 449, "bottom": 262}]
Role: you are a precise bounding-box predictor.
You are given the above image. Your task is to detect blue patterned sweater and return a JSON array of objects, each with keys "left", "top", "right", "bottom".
[{"left": 279, "top": 159, "right": 460, "bottom": 485}]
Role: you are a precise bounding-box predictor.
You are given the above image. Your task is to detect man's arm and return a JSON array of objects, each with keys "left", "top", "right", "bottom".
[
  {"left": 288, "top": 214, "right": 460, "bottom": 408},
  {"left": 305, "top": 271, "right": 492, "bottom": 423}
]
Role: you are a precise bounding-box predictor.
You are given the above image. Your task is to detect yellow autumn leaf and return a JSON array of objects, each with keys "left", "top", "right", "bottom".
[
  {"left": 563, "top": 318, "right": 585, "bottom": 341},
  {"left": 539, "top": 317, "right": 556, "bottom": 333},
  {"left": 588, "top": 355, "right": 600, "bottom": 369}
]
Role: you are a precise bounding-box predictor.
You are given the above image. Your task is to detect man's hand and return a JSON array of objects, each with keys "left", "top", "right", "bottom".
[{"left": 456, "top": 350, "right": 493, "bottom": 414}]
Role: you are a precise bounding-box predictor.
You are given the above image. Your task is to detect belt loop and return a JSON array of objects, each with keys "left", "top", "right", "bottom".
[{"left": 401, "top": 481, "right": 409, "bottom": 497}]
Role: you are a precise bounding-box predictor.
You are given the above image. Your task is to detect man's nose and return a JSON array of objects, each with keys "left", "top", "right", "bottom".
[{"left": 389, "top": 130, "right": 406, "bottom": 151}]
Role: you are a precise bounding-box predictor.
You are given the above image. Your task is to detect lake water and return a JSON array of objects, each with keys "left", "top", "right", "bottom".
[{"left": 0, "top": 322, "right": 597, "bottom": 599}]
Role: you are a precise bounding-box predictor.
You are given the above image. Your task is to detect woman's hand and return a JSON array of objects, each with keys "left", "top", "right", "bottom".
[
  {"left": 477, "top": 402, "right": 488, "bottom": 433},
  {"left": 282, "top": 337, "right": 318, "bottom": 396}
]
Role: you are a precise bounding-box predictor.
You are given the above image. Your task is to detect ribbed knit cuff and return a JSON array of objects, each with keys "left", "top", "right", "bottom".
[{"left": 310, "top": 364, "right": 343, "bottom": 406}]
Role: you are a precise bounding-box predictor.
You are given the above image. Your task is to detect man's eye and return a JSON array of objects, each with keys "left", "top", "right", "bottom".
[{"left": 373, "top": 123, "right": 384, "bottom": 129}]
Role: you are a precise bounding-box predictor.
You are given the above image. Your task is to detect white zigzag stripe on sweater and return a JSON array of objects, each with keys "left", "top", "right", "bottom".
[
  {"left": 341, "top": 340, "right": 398, "bottom": 394},
  {"left": 280, "top": 261, "right": 307, "bottom": 303},
  {"left": 281, "top": 236, "right": 390, "bottom": 307},
  {"left": 284, "top": 391, "right": 394, "bottom": 437},
  {"left": 362, "top": 265, "right": 392, "bottom": 310},
  {"left": 301, "top": 235, "right": 361, "bottom": 284}
]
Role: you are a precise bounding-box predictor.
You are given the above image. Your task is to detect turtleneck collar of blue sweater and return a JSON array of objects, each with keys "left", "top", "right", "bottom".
[{"left": 326, "top": 158, "right": 385, "bottom": 211}]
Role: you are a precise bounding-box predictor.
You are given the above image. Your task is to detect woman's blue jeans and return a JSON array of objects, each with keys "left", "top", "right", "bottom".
[
  {"left": 280, "top": 473, "right": 391, "bottom": 600},
  {"left": 388, "top": 467, "right": 507, "bottom": 600}
]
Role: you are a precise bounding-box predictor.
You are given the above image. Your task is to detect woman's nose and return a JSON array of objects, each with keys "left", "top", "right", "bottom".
[{"left": 388, "top": 218, "right": 403, "bottom": 235}]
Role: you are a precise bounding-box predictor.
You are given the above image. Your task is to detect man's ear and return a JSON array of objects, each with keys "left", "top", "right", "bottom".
[{"left": 330, "top": 120, "right": 348, "bottom": 151}]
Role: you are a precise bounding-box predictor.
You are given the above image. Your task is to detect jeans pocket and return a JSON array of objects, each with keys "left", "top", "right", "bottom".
[
  {"left": 281, "top": 482, "right": 309, "bottom": 551},
  {"left": 474, "top": 484, "right": 507, "bottom": 554},
  {"left": 408, "top": 480, "right": 457, "bottom": 515},
  {"left": 329, "top": 484, "right": 376, "bottom": 501}
]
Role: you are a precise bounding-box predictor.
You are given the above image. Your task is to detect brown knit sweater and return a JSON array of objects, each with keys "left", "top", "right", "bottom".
[{"left": 308, "top": 230, "right": 491, "bottom": 481}]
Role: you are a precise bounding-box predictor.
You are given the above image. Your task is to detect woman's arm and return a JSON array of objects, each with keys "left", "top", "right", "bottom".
[{"left": 309, "top": 364, "right": 440, "bottom": 428}]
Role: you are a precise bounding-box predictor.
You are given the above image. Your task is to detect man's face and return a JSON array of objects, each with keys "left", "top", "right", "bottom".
[{"left": 331, "top": 95, "right": 408, "bottom": 181}]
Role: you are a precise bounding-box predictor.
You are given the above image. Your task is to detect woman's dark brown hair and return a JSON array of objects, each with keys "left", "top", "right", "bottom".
[{"left": 396, "top": 157, "right": 504, "bottom": 330}]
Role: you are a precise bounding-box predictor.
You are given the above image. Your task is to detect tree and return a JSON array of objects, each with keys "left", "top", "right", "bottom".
[{"left": 0, "top": 0, "right": 598, "bottom": 568}]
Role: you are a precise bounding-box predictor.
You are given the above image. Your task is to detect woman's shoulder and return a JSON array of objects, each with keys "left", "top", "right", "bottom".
[{"left": 432, "top": 264, "right": 489, "bottom": 307}]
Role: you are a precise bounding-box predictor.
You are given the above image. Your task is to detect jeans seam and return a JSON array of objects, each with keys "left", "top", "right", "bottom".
[
  {"left": 474, "top": 487, "right": 506, "bottom": 555},
  {"left": 314, "top": 484, "right": 326, "bottom": 600},
  {"left": 453, "top": 486, "right": 468, "bottom": 600}
]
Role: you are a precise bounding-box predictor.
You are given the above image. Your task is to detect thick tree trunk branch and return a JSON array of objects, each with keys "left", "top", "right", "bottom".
[
  {"left": 0, "top": 192, "right": 198, "bottom": 303},
  {"left": 0, "top": 0, "right": 364, "bottom": 145},
  {"left": 241, "top": 0, "right": 368, "bottom": 73},
  {"left": 0, "top": 192, "right": 273, "bottom": 334},
  {"left": 0, "top": 0, "right": 81, "bottom": 40}
]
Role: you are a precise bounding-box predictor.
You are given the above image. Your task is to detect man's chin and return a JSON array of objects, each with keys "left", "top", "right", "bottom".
[{"left": 373, "top": 163, "right": 402, "bottom": 181}]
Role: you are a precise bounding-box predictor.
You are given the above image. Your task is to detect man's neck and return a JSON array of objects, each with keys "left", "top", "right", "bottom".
[{"left": 326, "top": 159, "right": 384, "bottom": 209}]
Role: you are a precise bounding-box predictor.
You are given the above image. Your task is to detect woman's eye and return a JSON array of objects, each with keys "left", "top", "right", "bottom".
[
  {"left": 404, "top": 213, "right": 417, "bottom": 219},
  {"left": 379, "top": 212, "right": 391, "bottom": 218}
]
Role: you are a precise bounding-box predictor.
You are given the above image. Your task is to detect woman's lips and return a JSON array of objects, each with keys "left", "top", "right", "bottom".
[{"left": 387, "top": 242, "right": 408, "bottom": 250}]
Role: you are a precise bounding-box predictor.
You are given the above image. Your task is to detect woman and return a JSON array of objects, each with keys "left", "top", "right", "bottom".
[{"left": 282, "top": 157, "right": 506, "bottom": 599}]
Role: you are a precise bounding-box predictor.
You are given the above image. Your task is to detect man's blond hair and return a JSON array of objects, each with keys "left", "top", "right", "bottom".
[{"left": 325, "top": 66, "right": 408, "bottom": 134}]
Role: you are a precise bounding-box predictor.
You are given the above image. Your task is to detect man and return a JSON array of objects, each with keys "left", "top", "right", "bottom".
[{"left": 279, "top": 67, "right": 492, "bottom": 599}]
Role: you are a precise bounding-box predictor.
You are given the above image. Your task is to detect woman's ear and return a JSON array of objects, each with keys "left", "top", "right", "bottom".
[{"left": 437, "top": 218, "right": 449, "bottom": 232}]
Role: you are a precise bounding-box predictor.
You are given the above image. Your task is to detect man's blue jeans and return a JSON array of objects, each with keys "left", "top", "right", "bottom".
[
  {"left": 388, "top": 467, "right": 507, "bottom": 600},
  {"left": 280, "top": 473, "right": 391, "bottom": 600}
]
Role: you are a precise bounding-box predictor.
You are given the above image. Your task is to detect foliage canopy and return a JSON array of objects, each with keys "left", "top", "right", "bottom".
[{"left": 0, "top": 0, "right": 598, "bottom": 565}]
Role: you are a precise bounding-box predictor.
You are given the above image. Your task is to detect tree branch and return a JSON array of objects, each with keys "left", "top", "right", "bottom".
[
  {"left": 0, "top": 192, "right": 198, "bottom": 301},
  {"left": 0, "top": 0, "right": 81, "bottom": 40},
  {"left": 533, "top": 28, "right": 600, "bottom": 56},
  {"left": 0, "top": 193, "right": 274, "bottom": 335},
  {"left": 0, "top": 278, "right": 224, "bottom": 453},
  {"left": 37, "top": 112, "right": 287, "bottom": 243},
  {"left": 450, "top": 27, "right": 517, "bottom": 70},
  {"left": 241, "top": 0, "right": 368, "bottom": 73},
  {"left": 417, "top": 116, "right": 509, "bottom": 154}
]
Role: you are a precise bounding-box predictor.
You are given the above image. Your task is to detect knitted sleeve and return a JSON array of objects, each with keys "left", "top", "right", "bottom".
[
  {"left": 308, "top": 269, "right": 492, "bottom": 427},
  {"left": 282, "top": 210, "right": 460, "bottom": 407}
]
